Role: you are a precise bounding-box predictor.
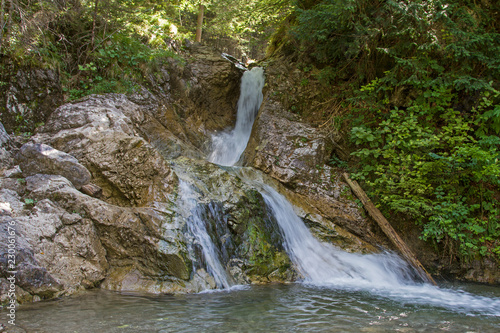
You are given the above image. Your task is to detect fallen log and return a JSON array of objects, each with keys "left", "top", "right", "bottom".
[{"left": 343, "top": 173, "right": 437, "bottom": 286}]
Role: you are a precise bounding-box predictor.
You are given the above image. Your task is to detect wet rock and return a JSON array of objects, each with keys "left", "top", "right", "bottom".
[
  {"left": 243, "top": 98, "right": 381, "bottom": 245},
  {"left": 463, "top": 258, "right": 500, "bottom": 284},
  {"left": 0, "top": 123, "right": 12, "bottom": 170},
  {"left": 14, "top": 143, "right": 91, "bottom": 189},
  {"left": 172, "top": 157, "right": 298, "bottom": 284}
]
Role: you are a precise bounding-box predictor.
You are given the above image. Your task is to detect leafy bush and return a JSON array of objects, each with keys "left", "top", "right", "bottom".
[{"left": 292, "top": 0, "right": 500, "bottom": 260}]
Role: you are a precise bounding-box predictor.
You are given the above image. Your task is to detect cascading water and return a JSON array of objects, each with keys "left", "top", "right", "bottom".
[
  {"left": 201, "top": 63, "right": 500, "bottom": 316},
  {"left": 260, "top": 184, "right": 415, "bottom": 287},
  {"left": 175, "top": 66, "right": 266, "bottom": 292},
  {"left": 256, "top": 181, "right": 500, "bottom": 314},
  {"left": 208, "top": 67, "right": 265, "bottom": 166},
  {"left": 206, "top": 64, "right": 415, "bottom": 290},
  {"left": 177, "top": 180, "right": 233, "bottom": 289}
]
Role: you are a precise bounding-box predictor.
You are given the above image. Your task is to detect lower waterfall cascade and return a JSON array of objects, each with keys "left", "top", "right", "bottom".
[{"left": 180, "top": 65, "right": 500, "bottom": 316}]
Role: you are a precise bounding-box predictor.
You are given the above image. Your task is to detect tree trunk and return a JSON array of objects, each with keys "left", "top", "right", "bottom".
[
  {"left": 5, "top": 0, "right": 14, "bottom": 45},
  {"left": 342, "top": 173, "right": 437, "bottom": 285},
  {"left": 195, "top": 3, "right": 204, "bottom": 42},
  {"left": 91, "top": 0, "right": 99, "bottom": 48},
  {"left": 0, "top": 0, "right": 5, "bottom": 50}
]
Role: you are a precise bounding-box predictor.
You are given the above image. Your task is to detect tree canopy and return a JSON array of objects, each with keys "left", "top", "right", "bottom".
[{"left": 0, "top": 0, "right": 291, "bottom": 99}]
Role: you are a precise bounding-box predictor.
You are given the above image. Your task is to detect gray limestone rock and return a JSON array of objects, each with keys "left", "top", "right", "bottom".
[{"left": 15, "top": 143, "right": 91, "bottom": 189}]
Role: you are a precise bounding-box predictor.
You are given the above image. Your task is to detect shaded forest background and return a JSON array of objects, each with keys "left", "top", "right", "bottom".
[{"left": 1, "top": 0, "right": 499, "bottom": 268}]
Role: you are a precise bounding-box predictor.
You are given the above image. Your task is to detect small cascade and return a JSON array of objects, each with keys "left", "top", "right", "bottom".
[
  {"left": 177, "top": 180, "right": 233, "bottom": 289},
  {"left": 230, "top": 167, "right": 416, "bottom": 288},
  {"left": 208, "top": 67, "right": 265, "bottom": 166},
  {"left": 259, "top": 183, "right": 416, "bottom": 288},
  {"left": 233, "top": 170, "right": 500, "bottom": 314}
]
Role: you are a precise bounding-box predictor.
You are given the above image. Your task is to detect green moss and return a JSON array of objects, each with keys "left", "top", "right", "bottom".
[{"left": 228, "top": 190, "right": 292, "bottom": 279}]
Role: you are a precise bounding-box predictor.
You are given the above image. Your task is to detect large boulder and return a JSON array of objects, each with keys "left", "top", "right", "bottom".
[
  {"left": 34, "top": 94, "right": 182, "bottom": 207},
  {"left": 0, "top": 183, "right": 105, "bottom": 304},
  {"left": 14, "top": 143, "right": 91, "bottom": 189},
  {"left": 25, "top": 174, "right": 192, "bottom": 294}
]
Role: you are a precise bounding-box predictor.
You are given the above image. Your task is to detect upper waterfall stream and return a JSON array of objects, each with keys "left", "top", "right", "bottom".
[{"left": 208, "top": 67, "right": 265, "bottom": 166}]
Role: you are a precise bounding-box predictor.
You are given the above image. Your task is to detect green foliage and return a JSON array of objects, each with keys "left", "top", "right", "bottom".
[
  {"left": 351, "top": 103, "right": 500, "bottom": 259},
  {"left": 1, "top": 0, "right": 289, "bottom": 100},
  {"left": 328, "top": 154, "right": 348, "bottom": 169},
  {"left": 290, "top": 0, "right": 500, "bottom": 260},
  {"left": 64, "top": 33, "right": 179, "bottom": 100}
]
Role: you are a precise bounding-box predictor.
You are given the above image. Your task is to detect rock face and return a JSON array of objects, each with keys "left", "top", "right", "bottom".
[
  {"left": 166, "top": 45, "right": 243, "bottom": 134},
  {"left": 0, "top": 76, "right": 316, "bottom": 303},
  {"left": 136, "top": 44, "right": 244, "bottom": 150},
  {"left": 243, "top": 96, "right": 384, "bottom": 246},
  {"left": 0, "top": 46, "right": 297, "bottom": 304},
  {"left": 0, "top": 69, "right": 63, "bottom": 134},
  {"left": 34, "top": 94, "right": 180, "bottom": 207},
  {"left": 0, "top": 123, "right": 12, "bottom": 170}
]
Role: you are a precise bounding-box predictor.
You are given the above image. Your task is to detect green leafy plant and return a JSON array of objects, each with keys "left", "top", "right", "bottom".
[{"left": 291, "top": 0, "right": 500, "bottom": 260}]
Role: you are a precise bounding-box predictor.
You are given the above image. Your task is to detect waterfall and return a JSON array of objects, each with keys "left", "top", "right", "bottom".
[
  {"left": 203, "top": 64, "right": 418, "bottom": 289},
  {"left": 208, "top": 67, "right": 265, "bottom": 166},
  {"left": 204, "top": 64, "right": 417, "bottom": 289},
  {"left": 183, "top": 62, "right": 500, "bottom": 317},
  {"left": 259, "top": 184, "right": 415, "bottom": 288},
  {"left": 177, "top": 180, "right": 233, "bottom": 289}
]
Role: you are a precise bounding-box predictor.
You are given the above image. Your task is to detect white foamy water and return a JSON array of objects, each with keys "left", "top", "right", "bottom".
[
  {"left": 177, "top": 180, "right": 233, "bottom": 289},
  {"left": 257, "top": 181, "right": 500, "bottom": 316},
  {"left": 208, "top": 67, "right": 265, "bottom": 166}
]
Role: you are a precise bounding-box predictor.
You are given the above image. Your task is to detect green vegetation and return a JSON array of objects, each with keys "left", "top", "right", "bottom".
[
  {"left": 289, "top": 0, "right": 500, "bottom": 261},
  {"left": 0, "top": 0, "right": 290, "bottom": 100}
]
